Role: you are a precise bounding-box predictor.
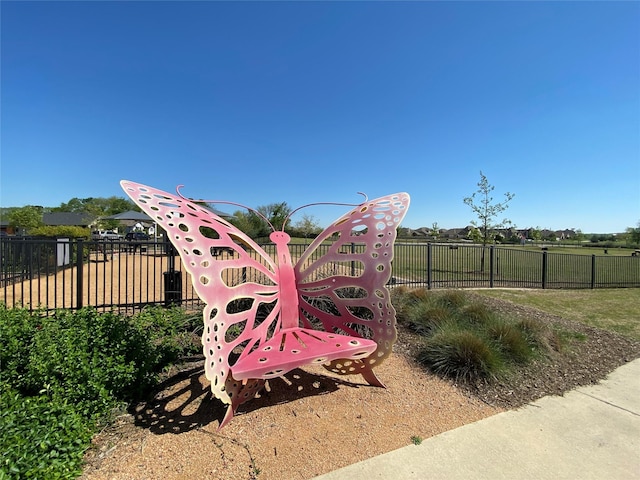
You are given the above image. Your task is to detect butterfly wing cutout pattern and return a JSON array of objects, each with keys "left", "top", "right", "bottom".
[
  {"left": 121, "top": 180, "right": 276, "bottom": 423},
  {"left": 294, "top": 192, "right": 410, "bottom": 385},
  {"left": 121, "top": 180, "right": 410, "bottom": 427}
]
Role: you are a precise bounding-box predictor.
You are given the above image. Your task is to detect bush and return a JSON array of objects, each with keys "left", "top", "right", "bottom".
[
  {"left": 391, "top": 286, "right": 429, "bottom": 323},
  {"left": 130, "top": 306, "right": 202, "bottom": 366},
  {"left": 29, "top": 226, "right": 90, "bottom": 238},
  {"left": 0, "top": 306, "right": 41, "bottom": 392},
  {"left": 405, "top": 302, "right": 454, "bottom": 335},
  {"left": 1, "top": 389, "right": 92, "bottom": 480},
  {"left": 462, "top": 302, "right": 493, "bottom": 324},
  {"left": 24, "top": 309, "right": 159, "bottom": 418},
  {"left": 0, "top": 305, "right": 203, "bottom": 479}
]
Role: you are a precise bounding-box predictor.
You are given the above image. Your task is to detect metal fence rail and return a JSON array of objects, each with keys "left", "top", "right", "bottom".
[
  {"left": 0, "top": 237, "right": 202, "bottom": 313},
  {"left": 1, "top": 237, "right": 639, "bottom": 313}
]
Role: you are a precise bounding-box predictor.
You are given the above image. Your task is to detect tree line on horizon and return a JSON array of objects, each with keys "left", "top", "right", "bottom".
[{"left": 2, "top": 172, "right": 639, "bottom": 245}]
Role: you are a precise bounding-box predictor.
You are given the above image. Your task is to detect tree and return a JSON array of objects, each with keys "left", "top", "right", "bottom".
[
  {"left": 8, "top": 206, "right": 44, "bottom": 233},
  {"left": 463, "top": 171, "right": 515, "bottom": 271},
  {"left": 227, "top": 202, "right": 293, "bottom": 240},
  {"left": 294, "top": 213, "right": 322, "bottom": 240},
  {"left": 53, "top": 196, "right": 135, "bottom": 218},
  {"left": 467, "top": 227, "right": 482, "bottom": 243},
  {"left": 430, "top": 222, "right": 440, "bottom": 240},
  {"left": 228, "top": 210, "right": 270, "bottom": 239},
  {"left": 51, "top": 196, "right": 137, "bottom": 230},
  {"left": 530, "top": 227, "right": 542, "bottom": 242},
  {"left": 257, "top": 202, "right": 292, "bottom": 232},
  {"left": 626, "top": 221, "right": 640, "bottom": 245}
]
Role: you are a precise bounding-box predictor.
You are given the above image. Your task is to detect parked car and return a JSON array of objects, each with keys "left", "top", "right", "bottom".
[
  {"left": 125, "top": 232, "right": 150, "bottom": 241},
  {"left": 124, "top": 232, "right": 150, "bottom": 253},
  {"left": 91, "top": 230, "right": 122, "bottom": 241}
]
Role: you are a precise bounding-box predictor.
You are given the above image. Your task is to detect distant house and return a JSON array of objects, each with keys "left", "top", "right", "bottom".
[
  {"left": 557, "top": 229, "right": 576, "bottom": 240},
  {"left": 441, "top": 227, "right": 472, "bottom": 240},
  {"left": 43, "top": 212, "right": 95, "bottom": 227},
  {"left": 0, "top": 220, "right": 20, "bottom": 236}
]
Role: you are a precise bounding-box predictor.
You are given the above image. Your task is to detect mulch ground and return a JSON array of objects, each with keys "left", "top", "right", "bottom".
[{"left": 445, "top": 295, "right": 640, "bottom": 408}]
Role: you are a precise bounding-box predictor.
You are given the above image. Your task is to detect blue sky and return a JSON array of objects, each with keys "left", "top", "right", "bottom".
[{"left": 2, "top": 1, "right": 638, "bottom": 233}]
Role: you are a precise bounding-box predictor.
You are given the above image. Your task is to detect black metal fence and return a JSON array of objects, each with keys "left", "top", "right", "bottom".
[
  {"left": 0, "top": 237, "right": 202, "bottom": 313},
  {"left": 390, "top": 243, "right": 640, "bottom": 290},
  {"left": 1, "top": 237, "right": 638, "bottom": 313}
]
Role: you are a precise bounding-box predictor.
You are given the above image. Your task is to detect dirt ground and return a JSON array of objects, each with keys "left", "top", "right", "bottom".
[
  {"left": 79, "top": 352, "right": 501, "bottom": 480},
  {"left": 79, "top": 295, "right": 640, "bottom": 480}
]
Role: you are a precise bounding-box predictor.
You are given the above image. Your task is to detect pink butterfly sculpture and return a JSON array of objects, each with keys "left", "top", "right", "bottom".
[{"left": 121, "top": 180, "right": 410, "bottom": 428}]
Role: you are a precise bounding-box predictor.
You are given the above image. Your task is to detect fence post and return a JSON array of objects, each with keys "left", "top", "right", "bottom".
[
  {"left": 591, "top": 255, "right": 596, "bottom": 289},
  {"left": 351, "top": 242, "right": 356, "bottom": 277},
  {"left": 427, "top": 243, "right": 432, "bottom": 290},
  {"left": 163, "top": 237, "right": 182, "bottom": 306},
  {"left": 76, "top": 239, "right": 84, "bottom": 309},
  {"left": 541, "top": 250, "right": 548, "bottom": 289},
  {"left": 489, "top": 245, "right": 495, "bottom": 288}
]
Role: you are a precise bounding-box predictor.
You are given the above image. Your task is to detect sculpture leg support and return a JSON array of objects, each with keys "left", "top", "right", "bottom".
[
  {"left": 219, "top": 404, "right": 236, "bottom": 430},
  {"left": 360, "top": 362, "right": 386, "bottom": 388}
]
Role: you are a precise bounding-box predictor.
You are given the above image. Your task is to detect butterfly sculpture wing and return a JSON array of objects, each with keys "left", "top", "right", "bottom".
[
  {"left": 121, "top": 180, "right": 279, "bottom": 418},
  {"left": 294, "top": 192, "right": 410, "bottom": 384}
]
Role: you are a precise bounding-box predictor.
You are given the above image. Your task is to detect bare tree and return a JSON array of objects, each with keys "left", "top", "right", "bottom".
[{"left": 463, "top": 171, "right": 515, "bottom": 271}]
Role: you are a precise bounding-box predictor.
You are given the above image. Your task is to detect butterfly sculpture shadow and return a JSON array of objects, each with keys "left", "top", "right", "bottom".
[
  {"left": 133, "top": 357, "right": 372, "bottom": 434},
  {"left": 121, "top": 181, "right": 410, "bottom": 428}
]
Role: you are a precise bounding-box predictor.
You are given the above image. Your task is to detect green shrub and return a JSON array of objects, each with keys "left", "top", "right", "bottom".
[
  {"left": 0, "top": 305, "right": 203, "bottom": 480},
  {"left": 0, "top": 306, "right": 41, "bottom": 391},
  {"left": 436, "top": 289, "right": 467, "bottom": 309},
  {"left": 0, "top": 388, "right": 93, "bottom": 480},
  {"left": 130, "top": 306, "right": 202, "bottom": 366},
  {"left": 29, "top": 226, "right": 90, "bottom": 238},
  {"left": 462, "top": 302, "right": 494, "bottom": 324},
  {"left": 517, "top": 317, "right": 562, "bottom": 352},
  {"left": 391, "top": 286, "right": 429, "bottom": 323},
  {"left": 24, "top": 308, "right": 159, "bottom": 418}
]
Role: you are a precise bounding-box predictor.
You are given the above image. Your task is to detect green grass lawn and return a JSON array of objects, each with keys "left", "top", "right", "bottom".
[
  {"left": 473, "top": 288, "right": 640, "bottom": 341},
  {"left": 503, "top": 244, "right": 636, "bottom": 256}
]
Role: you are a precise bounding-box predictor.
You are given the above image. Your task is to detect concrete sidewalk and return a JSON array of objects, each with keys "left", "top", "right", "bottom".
[{"left": 314, "top": 359, "right": 640, "bottom": 480}]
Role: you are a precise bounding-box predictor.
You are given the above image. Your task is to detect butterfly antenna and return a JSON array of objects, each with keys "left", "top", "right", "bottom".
[
  {"left": 282, "top": 192, "right": 369, "bottom": 231},
  {"left": 175, "top": 185, "right": 276, "bottom": 232}
]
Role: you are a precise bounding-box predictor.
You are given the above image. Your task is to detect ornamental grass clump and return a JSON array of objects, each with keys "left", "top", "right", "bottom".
[
  {"left": 417, "top": 326, "right": 504, "bottom": 381},
  {"left": 392, "top": 289, "right": 555, "bottom": 382},
  {"left": 485, "top": 318, "right": 533, "bottom": 364},
  {"left": 405, "top": 302, "right": 454, "bottom": 335}
]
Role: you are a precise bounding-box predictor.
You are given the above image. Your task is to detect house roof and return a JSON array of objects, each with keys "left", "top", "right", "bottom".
[
  {"left": 105, "top": 207, "right": 230, "bottom": 221},
  {"left": 43, "top": 212, "right": 95, "bottom": 226},
  {"left": 105, "top": 210, "right": 153, "bottom": 221}
]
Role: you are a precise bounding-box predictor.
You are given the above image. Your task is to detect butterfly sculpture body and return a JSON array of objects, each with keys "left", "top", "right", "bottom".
[{"left": 121, "top": 181, "right": 410, "bottom": 428}]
